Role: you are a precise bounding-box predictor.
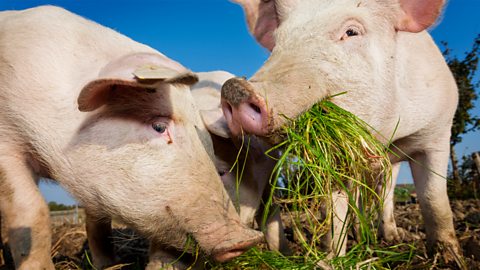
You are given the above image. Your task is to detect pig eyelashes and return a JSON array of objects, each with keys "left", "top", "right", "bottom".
[
  {"left": 345, "top": 29, "right": 359, "bottom": 37},
  {"left": 340, "top": 27, "right": 361, "bottom": 41},
  {"left": 339, "top": 21, "right": 364, "bottom": 41}
]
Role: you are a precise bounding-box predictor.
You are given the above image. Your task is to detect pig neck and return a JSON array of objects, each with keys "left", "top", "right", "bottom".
[
  {"left": 332, "top": 31, "right": 456, "bottom": 145},
  {"left": 388, "top": 31, "right": 457, "bottom": 141}
]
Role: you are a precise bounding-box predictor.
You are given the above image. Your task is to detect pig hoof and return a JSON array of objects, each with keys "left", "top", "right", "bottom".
[
  {"left": 430, "top": 241, "right": 464, "bottom": 267},
  {"left": 380, "top": 225, "right": 404, "bottom": 243},
  {"left": 389, "top": 227, "right": 406, "bottom": 242}
]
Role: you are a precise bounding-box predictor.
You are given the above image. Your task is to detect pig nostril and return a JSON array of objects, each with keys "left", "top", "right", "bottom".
[{"left": 249, "top": 103, "right": 261, "bottom": 114}]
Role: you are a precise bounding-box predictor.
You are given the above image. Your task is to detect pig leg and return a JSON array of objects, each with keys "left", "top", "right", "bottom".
[
  {"left": 378, "top": 162, "right": 404, "bottom": 242},
  {"left": 0, "top": 151, "right": 54, "bottom": 270},
  {"left": 330, "top": 190, "right": 349, "bottom": 256},
  {"left": 257, "top": 206, "right": 291, "bottom": 255},
  {"left": 85, "top": 214, "right": 116, "bottom": 269},
  {"left": 409, "top": 137, "right": 461, "bottom": 262},
  {"left": 321, "top": 190, "right": 350, "bottom": 257}
]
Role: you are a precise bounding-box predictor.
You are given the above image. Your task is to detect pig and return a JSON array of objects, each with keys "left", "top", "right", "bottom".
[
  {"left": 0, "top": 6, "right": 262, "bottom": 270},
  {"left": 86, "top": 71, "right": 290, "bottom": 269},
  {"left": 221, "top": 0, "right": 460, "bottom": 262}
]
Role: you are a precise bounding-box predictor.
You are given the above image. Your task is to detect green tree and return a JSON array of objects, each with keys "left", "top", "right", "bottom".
[
  {"left": 449, "top": 152, "right": 480, "bottom": 199},
  {"left": 442, "top": 34, "right": 480, "bottom": 191},
  {"left": 48, "top": 201, "right": 75, "bottom": 211}
]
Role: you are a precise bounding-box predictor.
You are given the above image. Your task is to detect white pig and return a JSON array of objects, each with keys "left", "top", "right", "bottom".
[
  {"left": 221, "top": 0, "right": 460, "bottom": 262},
  {"left": 0, "top": 6, "right": 262, "bottom": 270},
  {"left": 87, "top": 71, "right": 290, "bottom": 270}
]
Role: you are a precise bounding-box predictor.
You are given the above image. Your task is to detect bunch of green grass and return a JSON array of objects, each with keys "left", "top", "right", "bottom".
[
  {"left": 214, "top": 97, "right": 403, "bottom": 269},
  {"left": 262, "top": 98, "right": 392, "bottom": 258},
  {"left": 211, "top": 244, "right": 415, "bottom": 270},
  {"left": 209, "top": 247, "right": 319, "bottom": 270}
]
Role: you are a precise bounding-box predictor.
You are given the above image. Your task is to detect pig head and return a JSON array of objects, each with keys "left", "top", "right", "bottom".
[
  {"left": 222, "top": 0, "right": 460, "bottom": 262},
  {"left": 142, "top": 71, "right": 291, "bottom": 269},
  {"left": 69, "top": 58, "right": 262, "bottom": 263},
  {"left": 0, "top": 6, "right": 261, "bottom": 270}
]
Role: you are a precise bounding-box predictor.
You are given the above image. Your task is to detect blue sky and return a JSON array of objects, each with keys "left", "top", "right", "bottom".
[{"left": 1, "top": 0, "right": 478, "bottom": 205}]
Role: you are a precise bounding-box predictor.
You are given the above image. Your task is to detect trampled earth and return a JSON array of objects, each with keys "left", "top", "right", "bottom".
[{"left": 0, "top": 199, "right": 479, "bottom": 269}]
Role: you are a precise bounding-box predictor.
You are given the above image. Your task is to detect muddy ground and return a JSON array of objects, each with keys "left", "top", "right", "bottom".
[{"left": 0, "top": 199, "right": 479, "bottom": 269}]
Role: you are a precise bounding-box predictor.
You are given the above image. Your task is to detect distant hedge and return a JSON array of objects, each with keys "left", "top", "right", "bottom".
[{"left": 48, "top": 201, "right": 75, "bottom": 211}]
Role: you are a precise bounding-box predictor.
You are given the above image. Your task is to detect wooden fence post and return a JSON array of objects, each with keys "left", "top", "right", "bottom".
[
  {"left": 473, "top": 152, "right": 480, "bottom": 175},
  {"left": 471, "top": 152, "right": 480, "bottom": 197}
]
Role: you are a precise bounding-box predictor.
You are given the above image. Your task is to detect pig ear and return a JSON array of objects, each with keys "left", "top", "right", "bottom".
[
  {"left": 395, "top": 0, "right": 446, "bottom": 32},
  {"left": 232, "top": 0, "right": 279, "bottom": 51},
  {"left": 200, "top": 109, "right": 231, "bottom": 139},
  {"left": 77, "top": 70, "right": 198, "bottom": 112},
  {"left": 133, "top": 65, "right": 199, "bottom": 85}
]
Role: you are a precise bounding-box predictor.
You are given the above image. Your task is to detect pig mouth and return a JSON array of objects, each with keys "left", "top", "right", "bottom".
[
  {"left": 211, "top": 234, "right": 263, "bottom": 262},
  {"left": 265, "top": 97, "right": 335, "bottom": 145}
]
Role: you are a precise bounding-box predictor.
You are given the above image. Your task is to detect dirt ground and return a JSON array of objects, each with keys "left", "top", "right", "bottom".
[
  {"left": 0, "top": 199, "right": 479, "bottom": 269},
  {"left": 391, "top": 199, "right": 480, "bottom": 269}
]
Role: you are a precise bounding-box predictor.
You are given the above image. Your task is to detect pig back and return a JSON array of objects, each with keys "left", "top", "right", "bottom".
[{"left": 0, "top": 6, "right": 157, "bottom": 169}]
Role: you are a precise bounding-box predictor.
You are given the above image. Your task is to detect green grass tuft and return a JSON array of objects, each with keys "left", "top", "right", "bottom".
[
  {"left": 265, "top": 98, "right": 391, "bottom": 255},
  {"left": 215, "top": 97, "right": 399, "bottom": 269}
]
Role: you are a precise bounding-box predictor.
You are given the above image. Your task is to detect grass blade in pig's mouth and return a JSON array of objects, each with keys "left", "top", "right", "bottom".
[
  {"left": 264, "top": 98, "right": 392, "bottom": 256},
  {"left": 266, "top": 102, "right": 331, "bottom": 145}
]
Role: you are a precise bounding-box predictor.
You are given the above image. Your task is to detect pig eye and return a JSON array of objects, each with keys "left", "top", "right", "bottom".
[
  {"left": 341, "top": 28, "right": 360, "bottom": 40},
  {"left": 152, "top": 123, "right": 167, "bottom": 133},
  {"left": 346, "top": 29, "right": 359, "bottom": 37},
  {"left": 218, "top": 170, "right": 227, "bottom": 177},
  {"left": 339, "top": 23, "right": 363, "bottom": 41}
]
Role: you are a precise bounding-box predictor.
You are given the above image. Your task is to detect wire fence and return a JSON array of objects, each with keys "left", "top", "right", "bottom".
[{"left": 50, "top": 206, "right": 85, "bottom": 225}]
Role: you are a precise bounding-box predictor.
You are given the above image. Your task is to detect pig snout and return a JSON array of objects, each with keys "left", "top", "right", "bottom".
[
  {"left": 195, "top": 220, "right": 264, "bottom": 262},
  {"left": 221, "top": 77, "right": 269, "bottom": 137},
  {"left": 211, "top": 229, "right": 263, "bottom": 262}
]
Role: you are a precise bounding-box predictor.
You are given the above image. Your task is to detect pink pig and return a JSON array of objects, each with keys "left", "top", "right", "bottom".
[
  {"left": 222, "top": 0, "right": 460, "bottom": 261},
  {"left": 0, "top": 6, "right": 262, "bottom": 270}
]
